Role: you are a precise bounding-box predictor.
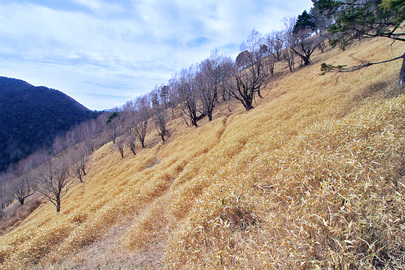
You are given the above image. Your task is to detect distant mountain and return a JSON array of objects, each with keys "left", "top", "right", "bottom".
[{"left": 0, "top": 76, "right": 99, "bottom": 172}]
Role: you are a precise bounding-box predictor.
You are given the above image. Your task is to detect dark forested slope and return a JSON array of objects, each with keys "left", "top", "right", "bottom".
[{"left": 0, "top": 76, "right": 99, "bottom": 171}]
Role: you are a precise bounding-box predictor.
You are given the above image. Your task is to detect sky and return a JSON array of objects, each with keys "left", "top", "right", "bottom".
[{"left": 0, "top": 0, "right": 313, "bottom": 111}]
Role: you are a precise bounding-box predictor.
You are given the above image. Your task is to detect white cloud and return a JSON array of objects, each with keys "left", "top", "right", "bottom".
[{"left": 0, "top": 0, "right": 313, "bottom": 110}]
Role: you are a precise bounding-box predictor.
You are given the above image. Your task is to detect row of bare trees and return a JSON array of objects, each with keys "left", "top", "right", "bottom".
[
  {"left": 0, "top": 111, "right": 112, "bottom": 214},
  {"left": 0, "top": 139, "right": 96, "bottom": 213},
  {"left": 94, "top": 12, "right": 331, "bottom": 158},
  {"left": 1, "top": 7, "right": 332, "bottom": 214}
]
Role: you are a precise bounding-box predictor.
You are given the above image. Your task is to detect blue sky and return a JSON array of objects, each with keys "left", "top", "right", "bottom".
[{"left": 0, "top": 0, "right": 313, "bottom": 110}]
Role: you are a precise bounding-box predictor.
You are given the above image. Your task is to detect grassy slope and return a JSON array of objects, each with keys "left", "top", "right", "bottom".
[{"left": 1, "top": 38, "right": 404, "bottom": 269}]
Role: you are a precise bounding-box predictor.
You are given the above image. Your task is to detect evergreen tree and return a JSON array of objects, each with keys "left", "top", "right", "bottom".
[
  {"left": 293, "top": 10, "right": 317, "bottom": 34},
  {"left": 313, "top": 0, "right": 405, "bottom": 84}
]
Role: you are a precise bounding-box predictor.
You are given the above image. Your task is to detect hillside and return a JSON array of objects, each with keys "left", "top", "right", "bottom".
[
  {"left": 0, "top": 38, "right": 404, "bottom": 269},
  {"left": 0, "top": 77, "right": 99, "bottom": 172}
]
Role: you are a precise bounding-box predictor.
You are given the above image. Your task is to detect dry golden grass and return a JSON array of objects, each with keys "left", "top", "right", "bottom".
[{"left": 0, "top": 38, "right": 404, "bottom": 269}]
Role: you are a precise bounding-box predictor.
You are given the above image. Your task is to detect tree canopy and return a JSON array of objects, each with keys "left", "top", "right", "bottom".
[
  {"left": 313, "top": 0, "right": 405, "bottom": 46},
  {"left": 313, "top": 0, "right": 405, "bottom": 84},
  {"left": 293, "top": 10, "right": 317, "bottom": 34}
]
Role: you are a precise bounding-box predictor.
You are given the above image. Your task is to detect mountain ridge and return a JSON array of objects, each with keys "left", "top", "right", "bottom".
[{"left": 0, "top": 76, "right": 99, "bottom": 172}]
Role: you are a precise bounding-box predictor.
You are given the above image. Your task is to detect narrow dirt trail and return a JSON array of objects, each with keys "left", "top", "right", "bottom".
[{"left": 60, "top": 206, "right": 166, "bottom": 269}]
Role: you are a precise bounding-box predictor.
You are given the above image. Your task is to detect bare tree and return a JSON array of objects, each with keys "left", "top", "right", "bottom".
[
  {"left": 0, "top": 174, "right": 14, "bottom": 210},
  {"left": 290, "top": 29, "right": 324, "bottom": 66},
  {"left": 121, "top": 100, "right": 139, "bottom": 153},
  {"left": 283, "top": 47, "right": 296, "bottom": 72},
  {"left": 0, "top": 182, "right": 7, "bottom": 215},
  {"left": 132, "top": 96, "right": 150, "bottom": 148},
  {"left": 36, "top": 158, "right": 71, "bottom": 213},
  {"left": 26, "top": 149, "right": 49, "bottom": 169},
  {"left": 6, "top": 156, "right": 38, "bottom": 205},
  {"left": 284, "top": 13, "right": 324, "bottom": 67},
  {"left": 71, "top": 146, "right": 91, "bottom": 183},
  {"left": 124, "top": 127, "right": 137, "bottom": 155},
  {"left": 264, "top": 30, "right": 286, "bottom": 61},
  {"left": 153, "top": 104, "right": 169, "bottom": 142},
  {"left": 195, "top": 59, "right": 216, "bottom": 121},
  {"left": 194, "top": 51, "right": 233, "bottom": 121},
  {"left": 115, "top": 136, "right": 125, "bottom": 158},
  {"left": 167, "top": 78, "right": 180, "bottom": 117},
  {"left": 52, "top": 135, "right": 67, "bottom": 156},
  {"left": 64, "top": 128, "right": 78, "bottom": 150},
  {"left": 217, "top": 56, "right": 235, "bottom": 103},
  {"left": 226, "top": 30, "right": 271, "bottom": 111},
  {"left": 175, "top": 67, "right": 203, "bottom": 127},
  {"left": 12, "top": 174, "right": 36, "bottom": 205}
]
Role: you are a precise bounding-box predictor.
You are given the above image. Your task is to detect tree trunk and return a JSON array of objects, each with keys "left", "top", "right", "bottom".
[
  {"left": 18, "top": 198, "right": 25, "bottom": 205},
  {"left": 400, "top": 53, "right": 405, "bottom": 85},
  {"left": 130, "top": 145, "right": 136, "bottom": 155},
  {"left": 208, "top": 112, "right": 213, "bottom": 121},
  {"left": 303, "top": 56, "right": 311, "bottom": 66},
  {"left": 244, "top": 99, "right": 254, "bottom": 111},
  {"left": 78, "top": 173, "right": 83, "bottom": 183},
  {"left": 56, "top": 198, "right": 61, "bottom": 213}
]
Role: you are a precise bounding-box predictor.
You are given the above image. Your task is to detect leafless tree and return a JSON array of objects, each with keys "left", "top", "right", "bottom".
[
  {"left": 153, "top": 104, "right": 169, "bottom": 142},
  {"left": 167, "top": 78, "right": 180, "bottom": 117},
  {"left": 115, "top": 136, "right": 125, "bottom": 158},
  {"left": 194, "top": 51, "right": 233, "bottom": 121},
  {"left": 283, "top": 47, "right": 296, "bottom": 72},
  {"left": 290, "top": 29, "right": 324, "bottom": 66},
  {"left": 121, "top": 100, "right": 138, "bottom": 154},
  {"left": 52, "top": 135, "right": 67, "bottom": 155},
  {"left": 71, "top": 145, "right": 91, "bottom": 183},
  {"left": 175, "top": 67, "right": 203, "bottom": 127},
  {"left": 12, "top": 173, "right": 36, "bottom": 205},
  {"left": 132, "top": 96, "right": 150, "bottom": 148},
  {"left": 64, "top": 128, "right": 78, "bottom": 150},
  {"left": 283, "top": 16, "right": 324, "bottom": 67},
  {"left": 6, "top": 156, "right": 38, "bottom": 205},
  {"left": 266, "top": 53, "right": 276, "bottom": 77},
  {"left": 26, "top": 149, "right": 49, "bottom": 169},
  {"left": 36, "top": 158, "right": 71, "bottom": 213},
  {"left": 264, "top": 30, "right": 286, "bottom": 61},
  {"left": 217, "top": 56, "right": 235, "bottom": 103},
  {"left": 195, "top": 59, "right": 216, "bottom": 121},
  {"left": 226, "top": 30, "right": 271, "bottom": 111},
  {"left": 124, "top": 127, "right": 137, "bottom": 155},
  {"left": 0, "top": 182, "right": 7, "bottom": 214},
  {"left": 0, "top": 174, "right": 14, "bottom": 210},
  {"left": 148, "top": 85, "right": 170, "bottom": 141}
]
